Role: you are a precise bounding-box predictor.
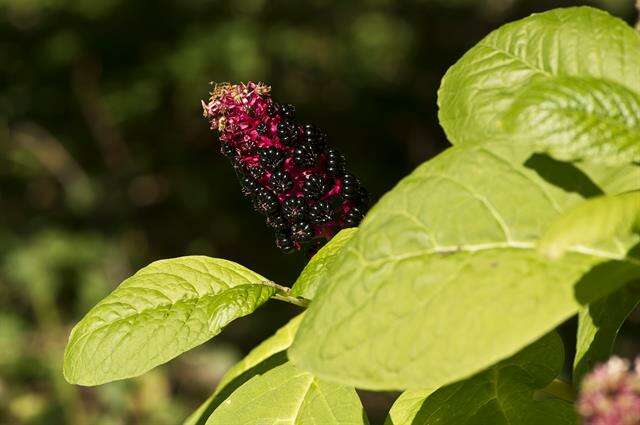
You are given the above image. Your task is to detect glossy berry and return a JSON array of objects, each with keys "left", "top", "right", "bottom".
[
  {"left": 256, "top": 122, "right": 268, "bottom": 135},
  {"left": 344, "top": 206, "right": 364, "bottom": 227},
  {"left": 303, "top": 174, "right": 327, "bottom": 199},
  {"left": 291, "top": 221, "right": 314, "bottom": 242},
  {"left": 341, "top": 173, "right": 360, "bottom": 199},
  {"left": 356, "top": 187, "right": 370, "bottom": 206},
  {"left": 252, "top": 188, "right": 279, "bottom": 215},
  {"left": 203, "top": 81, "right": 370, "bottom": 253},
  {"left": 277, "top": 120, "right": 298, "bottom": 146},
  {"left": 316, "top": 130, "right": 328, "bottom": 150},
  {"left": 221, "top": 142, "right": 238, "bottom": 158},
  {"left": 258, "top": 147, "right": 285, "bottom": 171},
  {"left": 277, "top": 120, "right": 295, "bottom": 137},
  {"left": 244, "top": 164, "right": 265, "bottom": 181},
  {"left": 302, "top": 123, "right": 317, "bottom": 142},
  {"left": 282, "top": 196, "right": 307, "bottom": 221},
  {"left": 293, "top": 143, "right": 318, "bottom": 168},
  {"left": 266, "top": 213, "right": 289, "bottom": 231},
  {"left": 240, "top": 176, "right": 259, "bottom": 197},
  {"left": 325, "top": 148, "right": 345, "bottom": 175},
  {"left": 267, "top": 103, "right": 279, "bottom": 117},
  {"left": 281, "top": 103, "right": 296, "bottom": 119},
  {"left": 275, "top": 231, "right": 295, "bottom": 253},
  {"left": 309, "top": 200, "right": 334, "bottom": 224},
  {"left": 268, "top": 170, "right": 293, "bottom": 193}
]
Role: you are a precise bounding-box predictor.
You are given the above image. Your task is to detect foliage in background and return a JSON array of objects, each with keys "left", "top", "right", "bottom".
[{"left": 1, "top": 0, "right": 638, "bottom": 424}]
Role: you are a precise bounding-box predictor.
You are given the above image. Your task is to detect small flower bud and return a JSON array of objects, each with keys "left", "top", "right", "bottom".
[{"left": 578, "top": 356, "right": 640, "bottom": 425}]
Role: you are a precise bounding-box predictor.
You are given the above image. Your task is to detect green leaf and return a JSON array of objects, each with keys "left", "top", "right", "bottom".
[
  {"left": 63, "top": 256, "right": 275, "bottom": 386},
  {"left": 291, "top": 228, "right": 358, "bottom": 299},
  {"left": 573, "top": 280, "right": 640, "bottom": 386},
  {"left": 289, "top": 144, "right": 640, "bottom": 390},
  {"left": 503, "top": 77, "right": 640, "bottom": 165},
  {"left": 184, "top": 314, "right": 304, "bottom": 425},
  {"left": 438, "top": 6, "right": 640, "bottom": 145},
  {"left": 205, "top": 362, "right": 368, "bottom": 425},
  {"left": 538, "top": 191, "right": 640, "bottom": 259},
  {"left": 383, "top": 390, "right": 436, "bottom": 425},
  {"left": 385, "top": 333, "right": 576, "bottom": 425}
]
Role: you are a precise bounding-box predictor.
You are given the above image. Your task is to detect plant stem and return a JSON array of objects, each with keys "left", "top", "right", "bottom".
[
  {"left": 637, "top": 0, "right": 640, "bottom": 32},
  {"left": 261, "top": 281, "right": 310, "bottom": 308},
  {"left": 538, "top": 378, "right": 575, "bottom": 403}
]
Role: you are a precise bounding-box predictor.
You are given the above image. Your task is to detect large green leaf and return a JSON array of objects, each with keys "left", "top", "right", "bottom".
[
  {"left": 573, "top": 280, "right": 640, "bottom": 386},
  {"left": 289, "top": 144, "right": 640, "bottom": 390},
  {"left": 291, "top": 228, "right": 358, "bottom": 300},
  {"left": 438, "top": 6, "right": 640, "bottom": 145},
  {"left": 184, "top": 314, "right": 304, "bottom": 425},
  {"left": 502, "top": 77, "right": 640, "bottom": 164},
  {"left": 385, "top": 333, "right": 576, "bottom": 425},
  {"left": 205, "top": 362, "right": 367, "bottom": 425},
  {"left": 539, "top": 191, "right": 640, "bottom": 259},
  {"left": 64, "top": 256, "right": 275, "bottom": 386}
]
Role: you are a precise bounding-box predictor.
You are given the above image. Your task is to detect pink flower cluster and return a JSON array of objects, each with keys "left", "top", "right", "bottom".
[{"left": 578, "top": 356, "right": 640, "bottom": 425}]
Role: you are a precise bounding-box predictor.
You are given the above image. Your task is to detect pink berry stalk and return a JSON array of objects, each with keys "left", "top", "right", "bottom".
[{"left": 202, "top": 82, "right": 369, "bottom": 253}]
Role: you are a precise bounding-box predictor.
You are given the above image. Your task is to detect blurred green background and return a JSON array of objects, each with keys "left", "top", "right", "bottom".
[{"left": 0, "top": 0, "right": 638, "bottom": 424}]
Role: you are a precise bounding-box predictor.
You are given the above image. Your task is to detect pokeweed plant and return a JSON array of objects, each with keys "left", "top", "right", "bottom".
[{"left": 63, "top": 6, "right": 640, "bottom": 424}]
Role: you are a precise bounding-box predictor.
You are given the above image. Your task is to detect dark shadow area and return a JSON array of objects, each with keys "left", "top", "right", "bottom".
[
  {"left": 573, "top": 254, "right": 640, "bottom": 306},
  {"left": 573, "top": 280, "right": 640, "bottom": 385},
  {"left": 524, "top": 153, "right": 604, "bottom": 198},
  {"left": 358, "top": 390, "right": 400, "bottom": 425}
]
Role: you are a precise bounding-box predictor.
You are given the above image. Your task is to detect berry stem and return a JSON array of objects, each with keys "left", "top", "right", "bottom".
[{"left": 260, "top": 280, "right": 310, "bottom": 308}]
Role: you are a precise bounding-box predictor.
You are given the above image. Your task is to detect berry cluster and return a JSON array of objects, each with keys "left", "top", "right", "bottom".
[{"left": 202, "top": 82, "right": 369, "bottom": 253}]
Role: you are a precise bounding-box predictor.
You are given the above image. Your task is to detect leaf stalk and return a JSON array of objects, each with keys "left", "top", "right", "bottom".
[{"left": 261, "top": 281, "right": 310, "bottom": 308}]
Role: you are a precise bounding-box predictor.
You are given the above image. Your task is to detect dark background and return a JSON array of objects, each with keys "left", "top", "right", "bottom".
[{"left": 1, "top": 0, "right": 638, "bottom": 423}]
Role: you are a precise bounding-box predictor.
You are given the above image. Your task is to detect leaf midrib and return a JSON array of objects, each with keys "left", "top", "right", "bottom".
[
  {"left": 68, "top": 283, "right": 272, "bottom": 351},
  {"left": 350, "top": 241, "right": 640, "bottom": 267}
]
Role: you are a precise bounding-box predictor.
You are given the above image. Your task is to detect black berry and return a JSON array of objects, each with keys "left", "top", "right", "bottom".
[
  {"left": 343, "top": 206, "right": 364, "bottom": 227},
  {"left": 316, "top": 130, "right": 328, "bottom": 150},
  {"left": 240, "top": 176, "right": 259, "bottom": 197},
  {"left": 221, "top": 142, "right": 238, "bottom": 158},
  {"left": 281, "top": 103, "right": 296, "bottom": 119},
  {"left": 267, "top": 103, "right": 279, "bottom": 118},
  {"left": 268, "top": 170, "right": 293, "bottom": 193},
  {"left": 291, "top": 221, "right": 314, "bottom": 242},
  {"left": 256, "top": 123, "right": 268, "bottom": 135},
  {"left": 356, "top": 187, "right": 370, "bottom": 207},
  {"left": 258, "top": 147, "right": 285, "bottom": 171},
  {"left": 341, "top": 173, "right": 360, "bottom": 199},
  {"left": 293, "top": 143, "right": 318, "bottom": 168},
  {"left": 303, "top": 174, "right": 327, "bottom": 199},
  {"left": 309, "top": 200, "right": 334, "bottom": 224},
  {"left": 275, "top": 231, "right": 296, "bottom": 253},
  {"left": 244, "top": 164, "right": 265, "bottom": 181},
  {"left": 266, "top": 213, "right": 289, "bottom": 231},
  {"left": 301, "top": 123, "right": 317, "bottom": 143},
  {"left": 283, "top": 196, "right": 307, "bottom": 220},
  {"left": 277, "top": 120, "right": 298, "bottom": 146},
  {"left": 252, "top": 188, "right": 279, "bottom": 215},
  {"left": 325, "top": 148, "right": 345, "bottom": 175}
]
